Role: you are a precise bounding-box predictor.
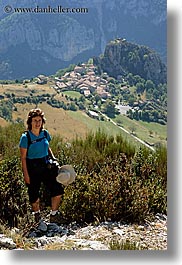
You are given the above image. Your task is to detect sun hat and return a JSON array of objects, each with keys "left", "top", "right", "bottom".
[{"left": 56, "top": 165, "right": 76, "bottom": 186}]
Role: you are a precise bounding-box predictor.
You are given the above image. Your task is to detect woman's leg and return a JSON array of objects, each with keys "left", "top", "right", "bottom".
[
  {"left": 51, "top": 195, "right": 61, "bottom": 211},
  {"left": 31, "top": 198, "right": 40, "bottom": 212}
]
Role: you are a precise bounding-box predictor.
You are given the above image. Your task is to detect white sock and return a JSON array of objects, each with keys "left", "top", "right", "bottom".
[
  {"left": 50, "top": 210, "right": 58, "bottom": 215},
  {"left": 32, "top": 210, "right": 40, "bottom": 215}
]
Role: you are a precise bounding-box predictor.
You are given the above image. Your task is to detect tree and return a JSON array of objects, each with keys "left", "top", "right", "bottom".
[
  {"left": 133, "top": 75, "right": 143, "bottom": 85},
  {"left": 141, "top": 110, "right": 150, "bottom": 122},
  {"left": 153, "top": 88, "right": 160, "bottom": 100},
  {"left": 127, "top": 109, "right": 133, "bottom": 119},
  {"left": 0, "top": 106, "right": 11, "bottom": 121},
  {"left": 133, "top": 110, "right": 139, "bottom": 120},
  {"left": 128, "top": 95, "right": 135, "bottom": 106},
  {"left": 79, "top": 95, "right": 86, "bottom": 103},
  {"left": 88, "top": 58, "right": 93, "bottom": 64},
  {"left": 94, "top": 94, "right": 101, "bottom": 104},
  {"left": 101, "top": 99, "right": 116, "bottom": 118},
  {"left": 149, "top": 130, "right": 153, "bottom": 137},
  {"left": 136, "top": 82, "right": 145, "bottom": 94},
  {"left": 78, "top": 102, "right": 85, "bottom": 110},
  {"left": 126, "top": 73, "right": 134, "bottom": 86},
  {"left": 145, "top": 80, "right": 155, "bottom": 91},
  {"left": 69, "top": 102, "right": 77, "bottom": 111},
  {"left": 129, "top": 125, "right": 136, "bottom": 135}
]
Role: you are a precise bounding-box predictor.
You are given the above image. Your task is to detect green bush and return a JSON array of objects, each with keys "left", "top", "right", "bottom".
[
  {"left": 0, "top": 123, "right": 24, "bottom": 158},
  {"left": 54, "top": 130, "right": 135, "bottom": 175},
  {"left": 0, "top": 100, "right": 14, "bottom": 121},
  {"left": 60, "top": 150, "right": 166, "bottom": 223},
  {"left": 0, "top": 157, "right": 29, "bottom": 227},
  {"left": 131, "top": 147, "right": 167, "bottom": 215}
]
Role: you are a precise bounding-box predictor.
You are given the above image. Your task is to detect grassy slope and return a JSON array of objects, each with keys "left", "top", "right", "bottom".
[
  {"left": 114, "top": 115, "right": 167, "bottom": 146},
  {"left": 0, "top": 83, "right": 56, "bottom": 97},
  {"left": 0, "top": 83, "right": 167, "bottom": 148},
  {"left": 11, "top": 102, "right": 139, "bottom": 146}
]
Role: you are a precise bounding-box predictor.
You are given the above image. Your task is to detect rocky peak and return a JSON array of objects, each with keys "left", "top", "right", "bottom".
[{"left": 93, "top": 39, "right": 167, "bottom": 85}]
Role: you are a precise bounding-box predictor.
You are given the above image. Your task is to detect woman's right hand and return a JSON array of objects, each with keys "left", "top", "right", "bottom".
[
  {"left": 20, "top": 147, "right": 30, "bottom": 185},
  {"left": 24, "top": 175, "right": 30, "bottom": 185}
]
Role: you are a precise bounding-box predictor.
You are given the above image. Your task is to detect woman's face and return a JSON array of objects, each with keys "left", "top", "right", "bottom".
[{"left": 31, "top": 116, "right": 43, "bottom": 130}]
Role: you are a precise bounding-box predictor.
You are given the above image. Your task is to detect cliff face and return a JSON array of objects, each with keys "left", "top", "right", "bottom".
[
  {"left": 0, "top": 0, "right": 166, "bottom": 79},
  {"left": 0, "top": 14, "right": 95, "bottom": 61},
  {"left": 93, "top": 39, "right": 167, "bottom": 84}
]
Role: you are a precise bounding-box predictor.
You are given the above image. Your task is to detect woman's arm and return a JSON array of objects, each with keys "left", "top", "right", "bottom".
[
  {"left": 20, "top": 147, "right": 30, "bottom": 184},
  {"left": 48, "top": 147, "right": 57, "bottom": 160}
]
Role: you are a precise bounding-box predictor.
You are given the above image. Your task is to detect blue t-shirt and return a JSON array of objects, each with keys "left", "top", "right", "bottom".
[{"left": 19, "top": 130, "right": 51, "bottom": 159}]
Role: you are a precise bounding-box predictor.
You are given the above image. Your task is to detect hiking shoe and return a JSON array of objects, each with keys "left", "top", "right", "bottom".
[
  {"left": 50, "top": 211, "right": 66, "bottom": 225},
  {"left": 34, "top": 212, "right": 41, "bottom": 223}
]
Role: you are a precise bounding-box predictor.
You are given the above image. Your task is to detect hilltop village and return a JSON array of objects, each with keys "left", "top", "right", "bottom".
[
  {"left": 37, "top": 63, "right": 114, "bottom": 100},
  {"left": 35, "top": 63, "right": 130, "bottom": 118}
]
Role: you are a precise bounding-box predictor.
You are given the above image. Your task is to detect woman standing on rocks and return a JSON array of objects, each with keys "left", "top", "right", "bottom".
[{"left": 19, "top": 108, "right": 64, "bottom": 224}]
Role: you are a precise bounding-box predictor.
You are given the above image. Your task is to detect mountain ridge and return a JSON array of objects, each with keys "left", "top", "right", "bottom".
[{"left": 0, "top": 0, "right": 166, "bottom": 79}]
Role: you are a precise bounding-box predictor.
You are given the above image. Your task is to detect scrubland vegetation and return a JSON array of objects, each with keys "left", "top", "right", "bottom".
[{"left": 0, "top": 123, "right": 167, "bottom": 229}]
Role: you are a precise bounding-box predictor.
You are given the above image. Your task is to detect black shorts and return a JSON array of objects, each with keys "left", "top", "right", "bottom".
[{"left": 26, "top": 158, "right": 64, "bottom": 204}]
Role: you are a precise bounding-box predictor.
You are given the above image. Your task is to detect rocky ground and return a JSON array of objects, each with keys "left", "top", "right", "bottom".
[{"left": 0, "top": 213, "right": 167, "bottom": 250}]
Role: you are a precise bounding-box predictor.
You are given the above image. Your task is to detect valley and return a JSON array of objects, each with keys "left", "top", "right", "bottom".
[{"left": 0, "top": 80, "right": 166, "bottom": 149}]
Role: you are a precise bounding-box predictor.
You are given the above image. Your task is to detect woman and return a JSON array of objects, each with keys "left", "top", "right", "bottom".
[{"left": 19, "top": 108, "right": 64, "bottom": 224}]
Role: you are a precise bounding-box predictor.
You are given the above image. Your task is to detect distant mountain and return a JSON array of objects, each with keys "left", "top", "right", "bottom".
[
  {"left": 93, "top": 39, "right": 167, "bottom": 85},
  {"left": 0, "top": 0, "right": 166, "bottom": 79}
]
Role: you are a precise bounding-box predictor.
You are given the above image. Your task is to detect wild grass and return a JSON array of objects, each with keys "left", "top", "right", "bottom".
[
  {"left": 109, "top": 239, "right": 145, "bottom": 250},
  {"left": 0, "top": 222, "right": 35, "bottom": 250}
]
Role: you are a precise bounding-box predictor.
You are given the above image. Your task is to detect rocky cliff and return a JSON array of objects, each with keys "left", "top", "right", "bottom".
[
  {"left": 93, "top": 39, "right": 167, "bottom": 85},
  {"left": 0, "top": 0, "right": 166, "bottom": 79}
]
